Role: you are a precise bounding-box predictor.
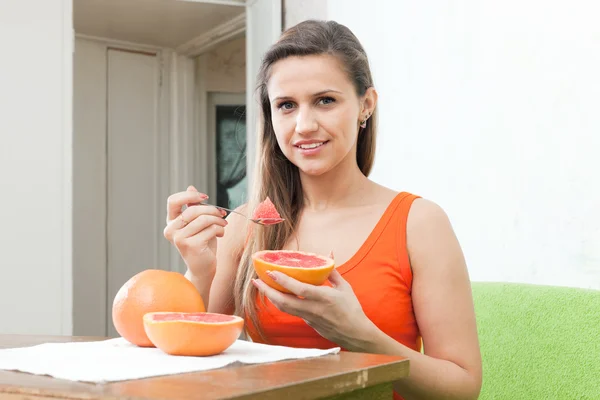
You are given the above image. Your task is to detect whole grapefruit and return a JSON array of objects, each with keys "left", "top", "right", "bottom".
[
  {"left": 112, "top": 269, "right": 205, "bottom": 347},
  {"left": 252, "top": 250, "right": 335, "bottom": 293}
]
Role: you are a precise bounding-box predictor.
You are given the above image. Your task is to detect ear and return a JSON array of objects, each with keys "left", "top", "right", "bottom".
[{"left": 360, "top": 87, "right": 378, "bottom": 118}]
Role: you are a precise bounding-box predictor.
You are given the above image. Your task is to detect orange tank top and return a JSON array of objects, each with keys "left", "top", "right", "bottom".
[{"left": 247, "top": 192, "right": 422, "bottom": 400}]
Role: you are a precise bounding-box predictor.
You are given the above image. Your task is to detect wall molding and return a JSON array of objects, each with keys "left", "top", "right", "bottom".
[
  {"left": 75, "top": 33, "right": 165, "bottom": 53},
  {"left": 176, "top": 13, "right": 246, "bottom": 57},
  {"left": 178, "top": 0, "right": 246, "bottom": 6}
]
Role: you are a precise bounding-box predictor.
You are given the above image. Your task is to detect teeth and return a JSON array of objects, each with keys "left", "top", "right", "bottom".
[{"left": 298, "top": 142, "right": 325, "bottom": 149}]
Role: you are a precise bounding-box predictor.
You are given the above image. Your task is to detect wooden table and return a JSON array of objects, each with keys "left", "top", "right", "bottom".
[{"left": 0, "top": 335, "right": 409, "bottom": 400}]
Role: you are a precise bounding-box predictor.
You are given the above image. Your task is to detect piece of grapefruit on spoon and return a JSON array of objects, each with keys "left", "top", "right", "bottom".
[
  {"left": 251, "top": 197, "right": 284, "bottom": 225},
  {"left": 252, "top": 250, "right": 335, "bottom": 293}
]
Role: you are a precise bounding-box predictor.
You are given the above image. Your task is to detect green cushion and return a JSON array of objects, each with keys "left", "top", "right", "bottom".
[{"left": 471, "top": 282, "right": 600, "bottom": 399}]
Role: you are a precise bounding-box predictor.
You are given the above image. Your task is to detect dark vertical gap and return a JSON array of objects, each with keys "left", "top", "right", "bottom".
[{"left": 216, "top": 106, "right": 223, "bottom": 207}]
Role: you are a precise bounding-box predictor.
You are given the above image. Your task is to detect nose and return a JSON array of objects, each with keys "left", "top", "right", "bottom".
[{"left": 295, "top": 108, "right": 318, "bottom": 135}]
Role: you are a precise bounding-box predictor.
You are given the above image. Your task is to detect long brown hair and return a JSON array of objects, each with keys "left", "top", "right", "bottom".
[{"left": 233, "top": 20, "right": 378, "bottom": 341}]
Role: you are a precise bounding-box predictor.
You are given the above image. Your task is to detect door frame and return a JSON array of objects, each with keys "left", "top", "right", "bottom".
[{"left": 206, "top": 92, "right": 248, "bottom": 201}]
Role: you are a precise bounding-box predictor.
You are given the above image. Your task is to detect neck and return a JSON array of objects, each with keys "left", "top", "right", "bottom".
[{"left": 299, "top": 156, "right": 370, "bottom": 211}]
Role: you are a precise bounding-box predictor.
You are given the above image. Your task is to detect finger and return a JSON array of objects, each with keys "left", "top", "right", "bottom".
[
  {"left": 214, "top": 224, "right": 226, "bottom": 238},
  {"left": 265, "top": 270, "right": 322, "bottom": 300},
  {"left": 179, "top": 214, "right": 227, "bottom": 239},
  {"left": 166, "top": 190, "right": 208, "bottom": 221},
  {"left": 252, "top": 279, "right": 306, "bottom": 315},
  {"left": 171, "top": 216, "right": 227, "bottom": 248},
  {"left": 185, "top": 186, "right": 205, "bottom": 207},
  {"left": 327, "top": 268, "right": 349, "bottom": 289},
  {"left": 163, "top": 207, "right": 225, "bottom": 241},
  {"left": 181, "top": 204, "right": 226, "bottom": 222}
]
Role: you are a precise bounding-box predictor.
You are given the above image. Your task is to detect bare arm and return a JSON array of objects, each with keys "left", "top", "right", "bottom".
[
  {"left": 205, "top": 206, "right": 247, "bottom": 314},
  {"left": 164, "top": 186, "right": 246, "bottom": 314},
  {"left": 360, "top": 198, "right": 482, "bottom": 399}
]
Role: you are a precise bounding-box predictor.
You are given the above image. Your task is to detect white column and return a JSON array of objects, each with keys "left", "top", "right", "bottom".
[{"left": 0, "top": 0, "right": 73, "bottom": 335}]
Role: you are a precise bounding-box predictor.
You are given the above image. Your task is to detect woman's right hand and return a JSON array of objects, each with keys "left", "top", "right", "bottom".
[{"left": 163, "top": 185, "right": 228, "bottom": 278}]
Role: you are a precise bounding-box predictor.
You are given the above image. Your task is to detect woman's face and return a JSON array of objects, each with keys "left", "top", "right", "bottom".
[{"left": 267, "top": 54, "right": 374, "bottom": 177}]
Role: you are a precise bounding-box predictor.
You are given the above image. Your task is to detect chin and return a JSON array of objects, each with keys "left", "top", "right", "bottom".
[
  {"left": 299, "top": 168, "right": 328, "bottom": 176},
  {"left": 293, "top": 161, "right": 335, "bottom": 177}
]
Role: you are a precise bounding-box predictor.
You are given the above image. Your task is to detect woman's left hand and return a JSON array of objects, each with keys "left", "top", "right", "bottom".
[{"left": 252, "top": 268, "right": 377, "bottom": 351}]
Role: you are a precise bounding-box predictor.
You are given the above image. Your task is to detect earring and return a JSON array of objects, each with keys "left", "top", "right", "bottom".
[{"left": 360, "top": 114, "right": 370, "bottom": 128}]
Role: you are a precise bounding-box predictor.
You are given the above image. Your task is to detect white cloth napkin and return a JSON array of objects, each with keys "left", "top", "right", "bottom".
[{"left": 0, "top": 338, "right": 340, "bottom": 383}]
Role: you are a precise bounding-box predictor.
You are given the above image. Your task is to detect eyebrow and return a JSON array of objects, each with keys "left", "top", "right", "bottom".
[{"left": 271, "top": 89, "right": 343, "bottom": 103}]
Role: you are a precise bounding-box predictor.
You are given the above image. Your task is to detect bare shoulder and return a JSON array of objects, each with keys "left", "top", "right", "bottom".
[
  {"left": 405, "top": 197, "right": 463, "bottom": 273},
  {"left": 407, "top": 197, "right": 452, "bottom": 228}
]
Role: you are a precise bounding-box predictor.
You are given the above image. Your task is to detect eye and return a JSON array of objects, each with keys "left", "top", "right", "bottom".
[
  {"left": 318, "top": 97, "right": 335, "bottom": 105},
  {"left": 277, "top": 101, "right": 295, "bottom": 111}
]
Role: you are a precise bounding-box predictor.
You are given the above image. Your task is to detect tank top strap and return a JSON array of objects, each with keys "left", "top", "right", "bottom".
[
  {"left": 392, "top": 192, "right": 421, "bottom": 292},
  {"left": 334, "top": 191, "right": 420, "bottom": 279}
]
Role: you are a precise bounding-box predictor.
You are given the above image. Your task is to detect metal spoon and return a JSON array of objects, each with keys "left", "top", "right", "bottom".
[{"left": 196, "top": 202, "right": 285, "bottom": 226}]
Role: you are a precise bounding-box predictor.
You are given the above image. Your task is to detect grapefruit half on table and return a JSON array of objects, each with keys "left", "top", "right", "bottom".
[
  {"left": 143, "top": 312, "right": 244, "bottom": 356},
  {"left": 252, "top": 250, "right": 335, "bottom": 293}
]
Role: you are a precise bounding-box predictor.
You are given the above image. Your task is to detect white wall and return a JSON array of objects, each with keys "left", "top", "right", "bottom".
[
  {"left": 0, "top": 0, "right": 73, "bottom": 334},
  {"left": 284, "top": 0, "right": 328, "bottom": 29},
  {"left": 327, "top": 1, "right": 600, "bottom": 289},
  {"left": 205, "top": 35, "right": 246, "bottom": 93}
]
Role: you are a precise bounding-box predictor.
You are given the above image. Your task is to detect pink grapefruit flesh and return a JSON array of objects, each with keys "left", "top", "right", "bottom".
[
  {"left": 252, "top": 197, "right": 282, "bottom": 221},
  {"left": 148, "top": 312, "right": 237, "bottom": 323},
  {"left": 261, "top": 251, "right": 330, "bottom": 268},
  {"left": 252, "top": 250, "right": 335, "bottom": 293}
]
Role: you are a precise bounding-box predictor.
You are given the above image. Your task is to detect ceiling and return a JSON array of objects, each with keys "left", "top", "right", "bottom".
[{"left": 73, "top": 0, "right": 245, "bottom": 48}]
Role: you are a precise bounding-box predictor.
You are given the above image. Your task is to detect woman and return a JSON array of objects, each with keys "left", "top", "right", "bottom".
[{"left": 164, "top": 20, "right": 482, "bottom": 400}]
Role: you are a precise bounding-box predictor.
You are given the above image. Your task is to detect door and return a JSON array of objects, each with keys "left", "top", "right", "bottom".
[
  {"left": 73, "top": 39, "right": 170, "bottom": 337},
  {"left": 105, "top": 48, "right": 166, "bottom": 338}
]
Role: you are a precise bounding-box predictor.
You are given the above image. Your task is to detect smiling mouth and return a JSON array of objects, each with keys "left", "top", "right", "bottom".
[{"left": 295, "top": 141, "right": 329, "bottom": 149}]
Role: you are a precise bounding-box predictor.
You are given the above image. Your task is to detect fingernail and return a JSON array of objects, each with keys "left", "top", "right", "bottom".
[
  {"left": 251, "top": 279, "right": 259, "bottom": 287},
  {"left": 220, "top": 209, "right": 227, "bottom": 217},
  {"left": 266, "top": 270, "right": 277, "bottom": 281}
]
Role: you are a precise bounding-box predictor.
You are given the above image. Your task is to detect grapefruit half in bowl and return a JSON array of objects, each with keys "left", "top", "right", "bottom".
[
  {"left": 252, "top": 250, "right": 335, "bottom": 293},
  {"left": 143, "top": 312, "right": 244, "bottom": 356}
]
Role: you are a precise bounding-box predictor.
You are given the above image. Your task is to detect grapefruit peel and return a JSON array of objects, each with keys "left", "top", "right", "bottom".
[
  {"left": 143, "top": 312, "right": 244, "bottom": 356},
  {"left": 252, "top": 250, "right": 335, "bottom": 293}
]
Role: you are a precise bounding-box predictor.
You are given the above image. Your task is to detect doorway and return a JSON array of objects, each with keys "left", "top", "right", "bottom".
[
  {"left": 71, "top": 0, "right": 246, "bottom": 338},
  {"left": 71, "top": 0, "right": 281, "bottom": 338}
]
